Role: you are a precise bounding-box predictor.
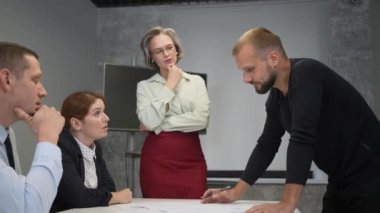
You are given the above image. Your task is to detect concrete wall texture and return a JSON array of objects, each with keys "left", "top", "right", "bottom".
[{"left": 370, "top": 0, "right": 380, "bottom": 117}]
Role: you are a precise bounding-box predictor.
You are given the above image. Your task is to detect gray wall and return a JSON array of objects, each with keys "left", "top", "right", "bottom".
[
  {"left": 0, "top": 0, "right": 100, "bottom": 173},
  {"left": 329, "top": 0, "right": 374, "bottom": 106}
]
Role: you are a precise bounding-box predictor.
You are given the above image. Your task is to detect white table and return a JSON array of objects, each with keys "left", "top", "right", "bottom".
[{"left": 59, "top": 198, "right": 301, "bottom": 213}]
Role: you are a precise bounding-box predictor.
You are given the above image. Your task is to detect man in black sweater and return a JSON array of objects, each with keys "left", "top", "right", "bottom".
[{"left": 201, "top": 27, "right": 380, "bottom": 213}]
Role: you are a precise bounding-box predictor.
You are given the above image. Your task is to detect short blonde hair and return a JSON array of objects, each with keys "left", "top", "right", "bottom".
[
  {"left": 232, "top": 27, "right": 287, "bottom": 59},
  {"left": 140, "top": 26, "right": 183, "bottom": 69}
]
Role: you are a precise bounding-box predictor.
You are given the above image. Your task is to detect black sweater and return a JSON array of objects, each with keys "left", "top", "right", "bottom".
[
  {"left": 241, "top": 58, "right": 380, "bottom": 187},
  {"left": 50, "top": 129, "right": 115, "bottom": 212}
]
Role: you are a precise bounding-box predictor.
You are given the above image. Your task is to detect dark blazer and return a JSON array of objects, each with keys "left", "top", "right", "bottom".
[{"left": 50, "top": 129, "right": 116, "bottom": 212}]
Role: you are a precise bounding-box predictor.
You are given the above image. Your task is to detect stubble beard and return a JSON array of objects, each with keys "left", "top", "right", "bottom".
[{"left": 255, "top": 68, "right": 276, "bottom": 94}]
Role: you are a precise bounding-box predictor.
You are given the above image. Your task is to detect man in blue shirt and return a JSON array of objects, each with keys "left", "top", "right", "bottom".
[{"left": 0, "top": 42, "right": 65, "bottom": 213}]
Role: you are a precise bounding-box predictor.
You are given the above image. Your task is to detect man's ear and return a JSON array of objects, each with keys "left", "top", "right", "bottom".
[
  {"left": 0, "top": 68, "right": 12, "bottom": 91},
  {"left": 267, "top": 50, "right": 280, "bottom": 67},
  {"left": 70, "top": 117, "right": 82, "bottom": 131}
]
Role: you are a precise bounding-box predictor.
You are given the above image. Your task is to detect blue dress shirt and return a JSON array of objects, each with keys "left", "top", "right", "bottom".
[{"left": 0, "top": 126, "right": 63, "bottom": 213}]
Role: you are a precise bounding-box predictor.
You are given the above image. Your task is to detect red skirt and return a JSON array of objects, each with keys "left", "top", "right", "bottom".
[{"left": 140, "top": 131, "right": 207, "bottom": 199}]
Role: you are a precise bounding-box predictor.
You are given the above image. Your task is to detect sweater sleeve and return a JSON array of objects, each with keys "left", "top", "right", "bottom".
[
  {"left": 286, "top": 59, "right": 323, "bottom": 185},
  {"left": 241, "top": 90, "right": 285, "bottom": 184}
]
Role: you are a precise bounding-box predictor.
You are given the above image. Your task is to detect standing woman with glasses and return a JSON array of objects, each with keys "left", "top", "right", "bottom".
[{"left": 137, "top": 26, "right": 211, "bottom": 198}]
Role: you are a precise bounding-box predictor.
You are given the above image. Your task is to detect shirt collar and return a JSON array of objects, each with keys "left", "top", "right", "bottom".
[
  {"left": 0, "top": 125, "right": 8, "bottom": 145},
  {"left": 147, "top": 72, "right": 191, "bottom": 84},
  {"left": 73, "top": 137, "right": 97, "bottom": 160}
]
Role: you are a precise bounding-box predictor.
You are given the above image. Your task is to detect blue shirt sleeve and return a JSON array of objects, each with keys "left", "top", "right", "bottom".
[{"left": 0, "top": 142, "right": 62, "bottom": 213}]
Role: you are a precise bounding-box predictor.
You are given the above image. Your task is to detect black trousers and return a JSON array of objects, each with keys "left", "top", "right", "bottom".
[{"left": 322, "top": 176, "right": 380, "bottom": 213}]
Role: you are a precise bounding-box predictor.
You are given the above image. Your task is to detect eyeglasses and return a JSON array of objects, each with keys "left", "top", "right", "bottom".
[{"left": 151, "top": 45, "right": 175, "bottom": 56}]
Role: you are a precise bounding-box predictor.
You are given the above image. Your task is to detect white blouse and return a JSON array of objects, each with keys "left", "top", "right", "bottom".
[
  {"left": 74, "top": 138, "right": 98, "bottom": 189},
  {"left": 136, "top": 72, "right": 210, "bottom": 134}
]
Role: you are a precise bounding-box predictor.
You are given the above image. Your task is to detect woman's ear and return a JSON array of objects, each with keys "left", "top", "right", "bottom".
[{"left": 70, "top": 117, "right": 82, "bottom": 131}]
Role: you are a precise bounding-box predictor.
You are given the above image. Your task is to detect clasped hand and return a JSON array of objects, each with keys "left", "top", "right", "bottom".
[{"left": 14, "top": 105, "right": 64, "bottom": 144}]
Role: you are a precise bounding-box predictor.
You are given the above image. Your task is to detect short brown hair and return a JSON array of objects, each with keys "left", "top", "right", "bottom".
[
  {"left": 140, "top": 26, "right": 183, "bottom": 69},
  {"left": 232, "top": 27, "right": 287, "bottom": 59},
  {"left": 61, "top": 91, "right": 104, "bottom": 129},
  {"left": 0, "top": 42, "right": 39, "bottom": 78}
]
